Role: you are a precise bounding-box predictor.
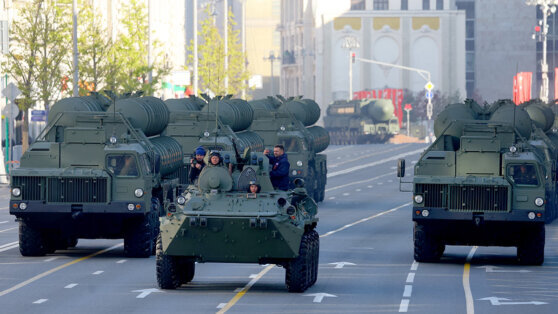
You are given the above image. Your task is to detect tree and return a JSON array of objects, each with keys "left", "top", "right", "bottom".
[
  {"left": 3, "top": 0, "right": 71, "bottom": 153},
  {"left": 188, "top": 6, "right": 250, "bottom": 97}
]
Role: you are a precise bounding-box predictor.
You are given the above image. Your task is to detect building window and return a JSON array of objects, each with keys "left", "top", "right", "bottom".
[
  {"left": 374, "top": 0, "right": 389, "bottom": 10},
  {"left": 401, "top": 0, "right": 408, "bottom": 10},
  {"left": 423, "top": 0, "right": 430, "bottom": 10},
  {"left": 436, "top": 0, "right": 443, "bottom": 10},
  {"left": 351, "top": 0, "right": 365, "bottom": 10}
]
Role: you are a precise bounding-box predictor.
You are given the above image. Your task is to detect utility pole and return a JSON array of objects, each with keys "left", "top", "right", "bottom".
[
  {"left": 341, "top": 35, "right": 360, "bottom": 101},
  {"left": 223, "top": 0, "right": 228, "bottom": 94},
  {"left": 526, "top": 0, "right": 558, "bottom": 102},
  {"left": 264, "top": 51, "right": 280, "bottom": 95},
  {"left": 148, "top": 0, "right": 152, "bottom": 84},
  {"left": 193, "top": 0, "right": 198, "bottom": 96},
  {"left": 72, "top": 0, "right": 78, "bottom": 97},
  {"left": 241, "top": 0, "right": 246, "bottom": 99}
]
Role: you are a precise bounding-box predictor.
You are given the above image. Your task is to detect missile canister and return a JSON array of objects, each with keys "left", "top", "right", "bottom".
[
  {"left": 489, "top": 103, "right": 532, "bottom": 139},
  {"left": 365, "top": 99, "right": 395, "bottom": 122},
  {"left": 521, "top": 101, "right": 554, "bottom": 133},
  {"left": 433, "top": 103, "right": 478, "bottom": 139},
  {"left": 306, "top": 126, "right": 330, "bottom": 153},
  {"left": 206, "top": 98, "right": 254, "bottom": 132},
  {"left": 284, "top": 99, "right": 321, "bottom": 127},
  {"left": 164, "top": 97, "right": 205, "bottom": 113},
  {"left": 48, "top": 94, "right": 110, "bottom": 121},
  {"left": 107, "top": 97, "right": 170, "bottom": 137},
  {"left": 150, "top": 136, "right": 183, "bottom": 177}
]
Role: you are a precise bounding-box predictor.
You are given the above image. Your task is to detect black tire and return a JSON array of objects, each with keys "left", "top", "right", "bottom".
[
  {"left": 66, "top": 237, "right": 78, "bottom": 248},
  {"left": 156, "top": 233, "right": 181, "bottom": 289},
  {"left": 178, "top": 257, "right": 196, "bottom": 284},
  {"left": 151, "top": 198, "right": 161, "bottom": 255},
  {"left": 517, "top": 224, "right": 545, "bottom": 265},
  {"left": 309, "top": 229, "right": 319, "bottom": 287},
  {"left": 414, "top": 222, "right": 444, "bottom": 262},
  {"left": 19, "top": 221, "right": 48, "bottom": 256},
  {"left": 124, "top": 213, "right": 154, "bottom": 258},
  {"left": 285, "top": 232, "right": 311, "bottom": 292}
]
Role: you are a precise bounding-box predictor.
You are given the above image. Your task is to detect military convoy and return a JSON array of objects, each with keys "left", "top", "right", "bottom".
[
  {"left": 156, "top": 150, "right": 319, "bottom": 292},
  {"left": 324, "top": 98, "right": 400, "bottom": 144},
  {"left": 398, "top": 99, "right": 558, "bottom": 265}
]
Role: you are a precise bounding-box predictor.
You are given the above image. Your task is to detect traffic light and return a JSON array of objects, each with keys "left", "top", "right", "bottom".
[{"left": 351, "top": 52, "right": 356, "bottom": 63}]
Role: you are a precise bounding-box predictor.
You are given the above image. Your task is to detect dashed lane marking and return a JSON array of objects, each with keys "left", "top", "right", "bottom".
[
  {"left": 64, "top": 283, "right": 78, "bottom": 289},
  {"left": 0, "top": 221, "right": 8, "bottom": 224},
  {"left": 44, "top": 257, "right": 58, "bottom": 262},
  {"left": 33, "top": 299, "right": 48, "bottom": 304},
  {"left": 399, "top": 299, "right": 410, "bottom": 312},
  {"left": 329, "top": 145, "right": 412, "bottom": 168},
  {"left": 0, "top": 243, "right": 122, "bottom": 297},
  {"left": 411, "top": 261, "right": 418, "bottom": 271},
  {"left": 216, "top": 202, "right": 411, "bottom": 313},
  {"left": 342, "top": 193, "right": 350, "bottom": 196},
  {"left": 328, "top": 197, "right": 336, "bottom": 200},
  {"left": 0, "top": 227, "right": 17, "bottom": 233},
  {"left": 116, "top": 259, "right": 127, "bottom": 264},
  {"left": 403, "top": 285, "right": 412, "bottom": 297},
  {"left": 324, "top": 165, "right": 413, "bottom": 193},
  {"left": 356, "top": 189, "right": 361, "bottom": 192},
  {"left": 92, "top": 271, "right": 104, "bottom": 275},
  {"left": 463, "top": 247, "right": 478, "bottom": 314},
  {"left": 0, "top": 241, "right": 18, "bottom": 253},
  {"left": 406, "top": 273, "right": 415, "bottom": 283}
]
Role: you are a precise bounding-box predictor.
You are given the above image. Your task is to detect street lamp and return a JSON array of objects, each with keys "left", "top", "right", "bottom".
[
  {"left": 526, "top": 0, "right": 558, "bottom": 103},
  {"left": 264, "top": 51, "right": 280, "bottom": 95},
  {"left": 341, "top": 35, "right": 360, "bottom": 100}
]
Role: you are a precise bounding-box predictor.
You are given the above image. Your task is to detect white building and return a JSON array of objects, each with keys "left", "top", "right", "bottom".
[{"left": 281, "top": 0, "right": 466, "bottom": 120}]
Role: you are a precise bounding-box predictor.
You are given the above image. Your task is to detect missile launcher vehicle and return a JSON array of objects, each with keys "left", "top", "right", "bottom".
[
  {"left": 10, "top": 95, "right": 182, "bottom": 257},
  {"left": 156, "top": 150, "right": 319, "bottom": 292},
  {"left": 324, "top": 98, "right": 400, "bottom": 144},
  {"left": 398, "top": 99, "right": 558, "bottom": 265}
]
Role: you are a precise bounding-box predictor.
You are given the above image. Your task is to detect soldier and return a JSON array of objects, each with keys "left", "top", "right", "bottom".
[
  {"left": 189, "top": 146, "right": 206, "bottom": 183},
  {"left": 514, "top": 164, "right": 538, "bottom": 185},
  {"left": 248, "top": 181, "right": 261, "bottom": 193},
  {"left": 264, "top": 144, "right": 290, "bottom": 191}
]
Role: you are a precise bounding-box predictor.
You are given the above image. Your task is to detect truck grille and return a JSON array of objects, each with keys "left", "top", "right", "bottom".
[
  {"left": 416, "top": 183, "right": 508, "bottom": 212},
  {"left": 47, "top": 178, "right": 107, "bottom": 203},
  {"left": 12, "top": 176, "right": 44, "bottom": 200}
]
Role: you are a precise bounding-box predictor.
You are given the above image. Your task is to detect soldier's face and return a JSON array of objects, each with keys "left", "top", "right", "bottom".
[
  {"left": 273, "top": 147, "right": 283, "bottom": 157},
  {"left": 195, "top": 154, "right": 204, "bottom": 161},
  {"left": 210, "top": 156, "right": 219, "bottom": 165},
  {"left": 250, "top": 185, "right": 258, "bottom": 193}
]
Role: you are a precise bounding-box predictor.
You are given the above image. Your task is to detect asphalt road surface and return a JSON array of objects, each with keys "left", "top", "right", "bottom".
[{"left": 0, "top": 143, "right": 557, "bottom": 313}]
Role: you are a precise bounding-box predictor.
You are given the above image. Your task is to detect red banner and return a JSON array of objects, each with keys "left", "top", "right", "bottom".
[
  {"left": 512, "top": 72, "right": 532, "bottom": 105},
  {"left": 353, "top": 88, "right": 403, "bottom": 127}
]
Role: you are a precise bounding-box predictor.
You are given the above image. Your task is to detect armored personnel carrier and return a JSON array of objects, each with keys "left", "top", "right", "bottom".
[
  {"left": 156, "top": 150, "right": 319, "bottom": 292},
  {"left": 398, "top": 99, "right": 558, "bottom": 265},
  {"left": 10, "top": 95, "right": 182, "bottom": 257},
  {"left": 248, "top": 96, "right": 329, "bottom": 202},
  {"left": 324, "top": 98, "right": 400, "bottom": 144}
]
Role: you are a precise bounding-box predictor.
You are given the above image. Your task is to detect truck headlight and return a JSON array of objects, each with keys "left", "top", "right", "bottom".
[
  {"left": 19, "top": 202, "right": 27, "bottom": 210},
  {"left": 297, "top": 160, "right": 303, "bottom": 167},
  {"left": 292, "top": 170, "right": 297, "bottom": 176},
  {"left": 11, "top": 188, "right": 21, "bottom": 197},
  {"left": 534, "top": 197, "right": 544, "bottom": 207},
  {"left": 134, "top": 188, "right": 144, "bottom": 198},
  {"left": 414, "top": 195, "right": 424, "bottom": 204},
  {"left": 127, "top": 203, "right": 135, "bottom": 211},
  {"left": 177, "top": 196, "right": 186, "bottom": 205},
  {"left": 109, "top": 136, "right": 117, "bottom": 144}
]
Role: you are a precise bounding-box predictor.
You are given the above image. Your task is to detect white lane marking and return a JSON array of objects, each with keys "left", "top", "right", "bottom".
[
  {"left": 0, "top": 221, "right": 8, "bottom": 224},
  {"left": 0, "top": 241, "right": 18, "bottom": 249},
  {"left": 403, "top": 285, "right": 412, "bottom": 297},
  {"left": 367, "top": 185, "right": 373, "bottom": 188},
  {"left": 336, "top": 156, "right": 341, "bottom": 160},
  {"left": 327, "top": 148, "right": 425, "bottom": 178},
  {"left": 92, "top": 271, "right": 104, "bottom": 275},
  {"left": 0, "top": 244, "right": 18, "bottom": 252},
  {"left": 132, "top": 288, "right": 162, "bottom": 299},
  {"left": 477, "top": 265, "right": 531, "bottom": 273},
  {"left": 303, "top": 293, "right": 337, "bottom": 303},
  {"left": 217, "top": 303, "right": 227, "bottom": 309},
  {"left": 0, "top": 227, "right": 17, "bottom": 233},
  {"left": 328, "top": 197, "right": 336, "bottom": 200},
  {"left": 321, "top": 203, "right": 411, "bottom": 238},
  {"left": 325, "top": 166, "right": 413, "bottom": 193},
  {"left": 44, "top": 257, "right": 58, "bottom": 262},
  {"left": 411, "top": 261, "right": 419, "bottom": 271},
  {"left": 329, "top": 145, "right": 412, "bottom": 168},
  {"left": 64, "top": 283, "right": 78, "bottom": 289},
  {"left": 249, "top": 274, "right": 258, "bottom": 279},
  {"left": 377, "top": 182, "right": 383, "bottom": 185},
  {"left": 233, "top": 288, "right": 242, "bottom": 293},
  {"left": 328, "top": 262, "right": 356, "bottom": 269},
  {"left": 116, "top": 259, "right": 127, "bottom": 264},
  {"left": 399, "top": 299, "right": 410, "bottom": 312},
  {"left": 406, "top": 273, "right": 415, "bottom": 283},
  {"left": 390, "top": 166, "right": 397, "bottom": 170},
  {"left": 388, "top": 180, "right": 393, "bottom": 183},
  {"left": 356, "top": 189, "right": 361, "bottom": 192},
  {"left": 342, "top": 193, "right": 350, "bottom": 196},
  {"left": 33, "top": 299, "right": 48, "bottom": 304},
  {"left": 478, "top": 297, "right": 548, "bottom": 306},
  {"left": 464, "top": 246, "right": 478, "bottom": 314}
]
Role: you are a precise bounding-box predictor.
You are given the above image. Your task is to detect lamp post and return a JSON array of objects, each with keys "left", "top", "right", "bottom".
[
  {"left": 341, "top": 35, "right": 360, "bottom": 100},
  {"left": 264, "top": 51, "right": 280, "bottom": 95},
  {"left": 72, "top": 0, "right": 78, "bottom": 97},
  {"left": 526, "top": 0, "right": 558, "bottom": 103},
  {"left": 193, "top": 0, "right": 198, "bottom": 96}
]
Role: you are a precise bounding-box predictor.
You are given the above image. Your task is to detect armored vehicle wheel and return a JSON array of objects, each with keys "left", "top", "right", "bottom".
[
  {"left": 414, "top": 223, "right": 444, "bottom": 262},
  {"left": 156, "top": 233, "right": 181, "bottom": 289},
  {"left": 151, "top": 198, "right": 162, "bottom": 255},
  {"left": 19, "top": 221, "right": 48, "bottom": 256},
  {"left": 124, "top": 212, "right": 155, "bottom": 258},
  {"left": 285, "top": 231, "right": 312, "bottom": 292},
  {"left": 517, "top": 224, "right": 545, "bottom": 265},
  {"left": 309, "top": 229, "right": 319, "bottom": 286},
  {"left": 178, "top": 257, "right": 196, "bottom": 284},
  {"left": 67, "top": 237, "right": 78, "bottom": 248}
]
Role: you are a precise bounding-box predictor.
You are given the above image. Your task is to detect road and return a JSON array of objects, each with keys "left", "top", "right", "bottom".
[{"left": 0, "top": 143, "right": 557, "bottom": 313}]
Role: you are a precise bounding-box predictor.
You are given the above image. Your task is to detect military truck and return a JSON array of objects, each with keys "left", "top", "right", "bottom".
[
  {"left": 156, "top": 149, "right": 319, "bottom": 292},
  {"left": 398, "top": 99, "right": 557, "bottom": 265},
  {"left": 248, "top": 96, "right": 329, "bottom": 202},
  {"left": 9, "top": 95, "right": 182, "bottom": 257},
  {"left": 324, "top": 98, "right": 400, "bottom": 144}
]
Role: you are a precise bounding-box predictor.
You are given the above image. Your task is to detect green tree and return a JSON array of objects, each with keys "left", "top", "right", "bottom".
[
  {"left": 3, "top": 0, "right": 71, "bottom": 153},
  {"left": 188, "top": 6, "right": 250, "bottom": 97}
]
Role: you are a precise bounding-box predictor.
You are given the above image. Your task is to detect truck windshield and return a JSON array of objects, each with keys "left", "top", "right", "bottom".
[
  {"left": 280, "top": 138, "right": 301, "bottom": 152},
  {"left": 107, "top": 155, "right": 139, "bottom": 177},
  {"left": 508, "top": 164, "right": 539, "bottom": 186}
]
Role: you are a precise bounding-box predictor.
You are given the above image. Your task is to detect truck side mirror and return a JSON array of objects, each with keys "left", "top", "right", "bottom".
[{"left": 397, "top": 159, "right": 405, "bottom": 178}]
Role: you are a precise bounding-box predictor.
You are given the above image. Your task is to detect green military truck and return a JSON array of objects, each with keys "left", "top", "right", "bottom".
[
  {"left": 324, "top": 98, "right": 400, "bottom": 144},
  {"left": 398, "top": 100, "right": 558, "bottom": 265},
  {"left": 248, "top": 97, "right": 329, "bottom": 202},
  {"left": 10, "top": 95, "right": 182, "bottom": 257}
]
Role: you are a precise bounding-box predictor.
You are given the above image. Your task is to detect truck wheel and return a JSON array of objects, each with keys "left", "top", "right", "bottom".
[
  {"left": 414, "top": 223, "right": 444, "bottom": 262},
  {"left": 285, "top": 232, "right": 311, "bottom": 292},
  {"left": 178, "top": 257, "right": 196, "bottom": 284},
  {"left": 517, "top": 224, "right": 545, "bottom": 265},
  {"left": 309, "top": 229, "right": 319, "bottom": 287},
  {"left": 124, "top": 213, "right": 153, "bottom": 258},
  {"left": 19, "top": 221, "right": 48, "bottom": 256},
  {"left": 151, "top": 199, "right": 161, "bottom": 256},
  {"left": 66, "top": 237, "right": 78, "bottom": 248},
  {"left": 156, "top": 233, "right": 181, "bottom": 289}
]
